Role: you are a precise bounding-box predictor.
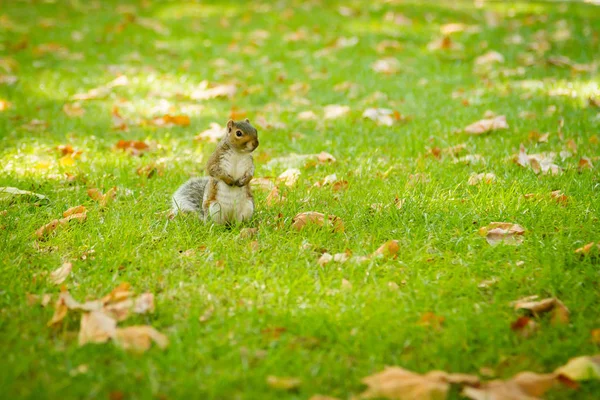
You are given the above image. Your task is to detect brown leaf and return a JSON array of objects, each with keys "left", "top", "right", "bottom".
[
  {"left": 63, "top": 205, "right": 86, "bottom": 218},
  {"left": 113, "top": 325, "right": 169, "bottom": 352},
  {"left": 78, "top": 311, "right": 117, "bottom": 346},
  {"left": 474, "top": 50, "right": 505, "bottom": 66},
  {"left": 512, "top": 296, "right": 570, "bottom": 324},
  {"left": 63, "top": 102, "right": 85, "bottom": 117},
  {"left": 317, "top": 151, "right": 336, "bottom": 163},
  {"left": 115, "top": 140, "right": 149, "bottom": 156},
  {"left": 463, "top": 372, "right": 558, "bottom": 400},
  {"left": 151, "top": 114, "right": 190, "bottom": 127},
  {"left": 50, "top": 262, "right": 72, "bottom": 285},
  {"left": 35, "top": 219, "right": 61, "bottom": 239},
  {"left": 374, "top": 240, "right": 400, "bottom": 258},
  {"left": 136, "top": 163, "right": 163, "bottom": 178},
  {"left": 362, "top": 367, "right": 478, "bottom": 400},
  {"left": 87, "top": 187, "right": 117, "bottom": 207},
  {"left": 550, "top": 190, "right": 568, "bottom": 205},
  {"left": 555, "top": 355, "right": 600, "bottom": 381},
  {"left": 468, "top": 173, "right": 496, "bottom": 186},
  {"left": 511, "top": 316, "right": 539, "bottom": 338},
  {"left": 194, "top": 122, "right": 224, "bottom": 142},
  {"left": 417, "top": 312, "right": 445, "bottom": 331},
  {"left": 578, "top": 157, "right": 594, "bottom": 170},
  {"left": 479, "top": 222, "right": 525, "bottom": 246},
  {"left": 266, "top": 375, "right": 301, "bottom": 390},
  {"left": 318, "top": 253, "right": 333, "bottom": 266},
  {"left": 292, "top": 212, "right": 344, "bottom": 233},
  {"left": 464, "top": 115, "right": 509, "bottom": 134},
  {"left": 575, "top": 242, "right": 597, "bottom": 255},
  {"left": 266, "top": 187, "right": 285, "bottom": 206},
  {"left": 190, "top": 82, "right": 236, "bottom": 100}
]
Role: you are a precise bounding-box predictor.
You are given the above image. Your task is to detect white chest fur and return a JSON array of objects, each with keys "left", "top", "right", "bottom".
[{"left": 222, "top": 151, "right": 252, "bottom": 181}]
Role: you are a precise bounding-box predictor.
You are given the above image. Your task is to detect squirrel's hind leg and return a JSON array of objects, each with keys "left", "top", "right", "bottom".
[{"left": 172, "top": 177, "right": 208, "bottom": 215}]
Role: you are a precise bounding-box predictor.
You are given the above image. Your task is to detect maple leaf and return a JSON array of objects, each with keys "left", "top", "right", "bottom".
[
  {"left": 292, "top": 212, "right": 344, "bottom": 233},
  {"left": 479, "top": 222, "right": 525, "bottom": 246},
  {"left": 464, "top": 115, "right": 508, "bottom": 134},
  {"left": 49, "top": 262, "right": 72, "bottom": 285},
  {"left": 266, "top": 375, "right": 301, "bottom": 390},
  {"left": 113, "top": 325, "right": 169, "bottom": 352}
]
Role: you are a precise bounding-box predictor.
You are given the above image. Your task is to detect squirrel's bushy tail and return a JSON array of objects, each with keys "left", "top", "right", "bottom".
[{"left": 171, "top": 177, "right": 209, "bottom": 215}]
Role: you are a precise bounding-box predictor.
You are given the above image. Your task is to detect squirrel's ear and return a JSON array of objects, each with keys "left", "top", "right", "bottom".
[
  {"left": 226, "top": 119, "right": 234, "bottom": 131},
  {"left": 244, "top": 118, "right": 250, "bottom": 123}
]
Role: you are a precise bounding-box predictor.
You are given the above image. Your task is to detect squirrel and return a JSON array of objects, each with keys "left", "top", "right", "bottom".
[{"left": 172, "top": 119, "right": 259, "bottom": 224}]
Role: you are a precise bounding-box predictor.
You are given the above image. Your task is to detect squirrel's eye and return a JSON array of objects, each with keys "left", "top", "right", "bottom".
[{"left": 235, "top": 130, "right": 243, "bottom": 137}]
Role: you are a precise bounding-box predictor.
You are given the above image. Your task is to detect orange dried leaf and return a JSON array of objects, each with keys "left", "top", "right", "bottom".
[
  {"left": 374, "top": 240, "right": 400, "bottom": 258},
  {"left": 50, "top": 262, "right": 72, "bottom": 285},
  {"left": 63, "top": 205, "right": 86, "bottom": 218},
  {"left": 575, "top": 242, "right": 597, "bottom": 255},
  {"left": 113, "top": 325, "right": 169, "bottom": 352},
  {"left": 78, "top": 311, "right": 117, "bottom": 346},
  {"left": 292, "top": 212, "right": 344, "bottom": 233},
  {"left": 464, "top": 115, "right": 508, "bottom": 134},
  {"left": 35, "top": 219, "right": 61, "bottom": 238},
  {"left": 463, "top": 372, "right": 559, "bottom": 400}
]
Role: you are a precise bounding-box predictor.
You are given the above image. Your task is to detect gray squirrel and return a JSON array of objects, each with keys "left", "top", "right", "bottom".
[{"left": 172, "top": 119, "right": 259, "bottom": 224}]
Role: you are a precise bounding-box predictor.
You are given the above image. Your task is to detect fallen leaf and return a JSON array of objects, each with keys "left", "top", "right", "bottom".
[
  {"left": 464, "top": 115, "right": 508, "bottom": 134},
  {"left": 113, "top": 325, "right": 169, "bottom": 352},
  {"left": 133, "top": 293, "right": 155, "bottom": 314},
  {"left": 50, "top": 262, "right": 72, "bottom": 285},
  {"left": 362, "top": 367, "right": 478, "bottom": 400},
  {"left": 372, "top": 58, "right": 401, "bottom": 74},
  {"left": 578, "top": 157, "right": 593, "bottom": 170},
  {"left": 475, "top": 50, "right": 505, "bottom": 66},
  {"left": 297, "top": 110, "right": 318, "bottom": 121},
  {"left": 479, "top": 222, "right": 525, "bottom": 246},
  {"left": 468, "top": 173, "right": 496, "bottom": 186},
  {"left": 111, "top": 106, "right": 128, "bottom": 131},
  {"left": 0, "top": 187, "right": 47, "bottom": 201},
  {"left": 374, "top": 240, "right": 400, "bottom": 258},
  {"left": 317, "top": 151, "right": 336, "bottom": 163},
  {"left": 512, "top": 296, "right": 570, "bottom": 324},
  {"left": 418, "top": 312, "right": 445, "bottom": 331},
  {"left": 318, "top": 253, "right": 333, "bottom": 266},
  {"left": 550, "top": 190, "right": 568, "bottom": 205},
  {"left": 363, "top": 108, "right": 396, "bottom": 126},
  {"left": 190, "top": 82, "right": 236, "bottom": 100},
  {"left": 266, "top": 187, "right": 285, "bottom": 206},
  {"left": 63, "top": 205, "right": 86, "bottom": 218},
  {"left": 87, "top": 187, "right": 117, "bottom": 207},
  {"left": 63, "top": 102, "right": 85, "bottom": 117},
  {"left": 150, "top": 114, "right": 190, "bottom": 127},
  {"left": 324, "top": 104, "right": 350, "bottom": 120},
  {"left": 115, "top": 140, "right": 149, "bottom": 156},
  {"left": 292, "top": 212, "right": 344, "bottom": 232},
  {"left": 427, "top": 36, "right": 463, "bottom": 51},
  {"left": 575, "top": 242, "right": 597, "bottom": 255},
  {"left": 463, "top": 372, "right": 558, "bottom": 400},
  {"left": 278, "top": 168, "right": 300, "bottom": 187},
  {"left": 266, "top": 375, "right": 301, "bottom": 390},
  {"left": 555, "top": 355, "right": 600, "bottom": 381},
  {"left": 511, "top": 316, "right": 539, "bottom": 338},
  {"left": 79, "top": 311, "right": 117, "bottom": 346},
  {"left": 195, "top": 122, "right": 224, "bottom": 142}
]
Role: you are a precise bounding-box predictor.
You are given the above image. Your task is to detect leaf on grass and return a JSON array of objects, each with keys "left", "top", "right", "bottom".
[
  {"left": 512, "top": 296, "right": 570, "bottom": 325},
  {"left": 468, "top": 173, "right": 496, "bottom": 186},
  {"left": 190, "top": 82, "right": 236, "bottom": 100},
  {"left": 35, "top": 213, "right": 87, "bottom": 239},
  {"left": 464, "top": 115, "right": 508, "bottom": 134},
  {"left": 136, "top": 163, "right": 163, "bottom": 178},
  {"left": 555, "top": 355, "right": 600, "bottom": 381},
  {"left": 362, "top": 366, "right": 478, "bottom": 400},
  {"left": 578, "top": 157, "right": 594, "bottom": 170},
  {"left": 115, "top": 140, "right": 149, "bottom": 156},
  {"left": 87, "top": 187, "right": 117, "bottom": 207},
  {"left": 113, "top": 325, "right": 169, "bottom": 352},
  {"left": 266, "top": 187, "right": 285, "bottom": 206},
  {"left": 266, "top": 375, "right": 301, "bottom": 390},
  {"left": 278, "top": 168, "right": 301, "bottom": 187},
  {"left": 575, "top": 242, "right": 598, "bottom": 255},
  {"left": 417, "top": 312, "right": 445, "bottom": 331},
  {"left": 374, "top": 240, "right": 400, "bottom": 258},
  {"left": 463, "top": 372, "right": 558, "bottom": 400},
  {"left": 50, "top": 262, "right": 72, "bottom": 285},
  {"left": 474, "top": 50, "right": 505, "bottom": 66},
  {"left": 372, "top": 58, "right": 401, "bottom": 74},
  {"left": 0, "top": 187, "right": 47, "bottom": 201},
  {"left": 511, "top": 316, "right": 539, "bottom": 338},
  {"left": 363, "top": 108, "right": 396, "bottom": 126},
  {"left": 78, "top": 310, "right": 117, "bottom": 346},
  {"left": 324, "top": 104, "right": 350, "bottom": 120},
  {"left": 27, "top": 293, "right": 52, "bottom": 307},
  {"left": 194, "top": 122, "right": 224, "bottom": 142},
  {"left": 318, "top": 253, "right": 333, "bottom": 266},
  {"left": 63, "top": 205, "right": 86, "bottom": 217},
  {"left": 150, "top": 114, "right": 190, "bottom": 127},
  {"left": 292, "top": 212, "right": 344, "bottom": 233},
  {"left": 515, "top": 145, "right": 562, "bottom": 175},
  {"left": 479, "top": 222, "right": 525, "bottom": 246},
  {"left": 427, "top": 36, "right": 463, "bottom": 51},
  {"left": 297, "top": 110, "right": 318, "bottom": 121},
  {"left": 63, "top": 102, "right": 85, "bottom": 117}
]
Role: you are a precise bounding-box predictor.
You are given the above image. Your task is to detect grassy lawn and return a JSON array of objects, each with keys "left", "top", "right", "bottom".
[{"left": 1, "top": 0, "right": 600, "bottom": 399}]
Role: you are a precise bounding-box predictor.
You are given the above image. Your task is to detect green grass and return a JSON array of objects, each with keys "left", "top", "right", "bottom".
[{"left": 1, "top": 0, "right": 599, "bottom": 399}]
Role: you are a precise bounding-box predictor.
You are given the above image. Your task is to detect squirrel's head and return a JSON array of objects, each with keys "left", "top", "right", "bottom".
[{"left": 226, "top": 119, "right": 259, "bottom": 153}]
